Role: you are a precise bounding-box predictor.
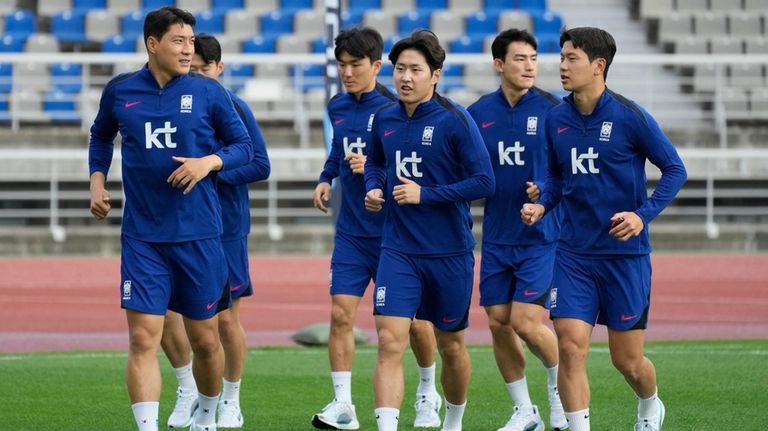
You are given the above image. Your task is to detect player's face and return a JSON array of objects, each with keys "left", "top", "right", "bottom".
[
  {"left": 393, "top": 48, "right": 440, "bottom": 109},
  {"left": 495, "top": 41, "right": 537, "bottom": 91},
  {"left": 149, "top": 23, "right": 194, "bottom": 79},
  {"left": 337, "top": 51, "right": 380, "bottom": 97},
  {"left": 190, "top": 54, "right": 223, "bottom": 80},
  {"left": 560, "top": 40, "right": 602, "bottom": 92}
]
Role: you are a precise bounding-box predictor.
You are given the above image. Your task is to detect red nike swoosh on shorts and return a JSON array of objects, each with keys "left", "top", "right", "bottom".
[
  {"left": 523, "top": 289, "right": 539, "bottom": 296},
  {"left": 384, "top": 130, "right": 396, "bottom": 136},
  {"left": 441, "top": 317, "right": 458, "bottom": 323},
  {"left": 206, "top": 301, "right": 218, "bottom": 310},
  {"left": 481, "top": 121, "right": 495, "bottom": 129},
  {"left": 230, "top": 284, "right": 244, "bottom": 292},
  {"left": 334, "top": 118, "right": 344, "bottom": 125},
  {"left": 124, "top": 101, "right": 141, "bottom": 108},
  {"left": 620, "top": 314, "right": 638, "bottom": 321}
]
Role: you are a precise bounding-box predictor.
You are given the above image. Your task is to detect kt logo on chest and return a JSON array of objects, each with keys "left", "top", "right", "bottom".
[{"left": 145, "top": 121, "right": 177, "bottom": 149}]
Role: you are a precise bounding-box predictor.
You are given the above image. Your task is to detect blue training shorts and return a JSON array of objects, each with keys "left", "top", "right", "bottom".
[
  {"left": 550, "top": 249, "right": 652, "bottom": 330},
  {"left": 222, "top": 236, "right": 253, "bottom": 300},
  {"left": 374, "top": 248, "right": 474, "bottom": 332},
  {"left": 479, "top": 242, "right": 555, "bottom": 308},
  {"left": 329, "top": 231, "right": 381, "bottom": 297},
  {"left": 120, "top": 235, "right": 231, "bottom": 320}
]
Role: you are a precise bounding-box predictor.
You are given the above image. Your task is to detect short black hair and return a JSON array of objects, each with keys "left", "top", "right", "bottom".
[
  {"left": 388, "top": 29, "right": 445, "bottom": 73},
  {"left": 334, "top": 27, "right": 383, "bottom": 62},
  {"left": 491, "top": 28, "right": 538, "bottom": 61},
  {"left": 194, "top": 33, "right": 221, "bottom": 63},
  {"left": 143, "top": 6, "right": 196, "bottom": 45},
  {"left": 560, "top": 27, "right": 616, "bottom": 80}
]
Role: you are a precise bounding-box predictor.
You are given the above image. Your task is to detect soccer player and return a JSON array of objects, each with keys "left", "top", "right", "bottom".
[
  {"left": 521, "top": 27, "right": 687, "bottom": 431},
  {"left": 311, "top": 27, "right": 442, "bottom": 430},
  {"left": 161, "top": 33, "right": 271, "bottom": 429},
  {"left": 364, "top": 30, "right": 495, "bottom": 431},
  {"left": 467, "top": 28, "right": 567, "bottom": 431},
  {"left": 88, "top": 7, "right": 253, "bottom": 431}
]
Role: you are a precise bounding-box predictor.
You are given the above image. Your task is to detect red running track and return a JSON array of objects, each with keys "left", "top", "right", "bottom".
[{"left": 0, "top": 254, "right": 766, "bottom": 353}]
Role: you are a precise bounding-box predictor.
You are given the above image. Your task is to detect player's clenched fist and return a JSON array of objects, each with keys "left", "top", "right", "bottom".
[
  {"left": 345, "top": 152, "right": 366, "bottom": 175},
  {"left": 365, "top": 188, "right": 385, "bottom": 212},
  {"left": 520, "top": 203, "right": 545, "bottom": 225},
  {"left": 393, "top": 176, "right": 421, "bottom": 205}
]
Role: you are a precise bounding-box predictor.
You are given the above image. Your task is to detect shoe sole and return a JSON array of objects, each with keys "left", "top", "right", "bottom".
[
  {"left": 311, "top": 415, "right": 359, "bottom": 430},
  {"left": 658, "top": 398, "right": 666, "bottom": 430}
]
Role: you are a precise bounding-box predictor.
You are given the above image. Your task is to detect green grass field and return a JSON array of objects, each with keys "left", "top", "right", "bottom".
[{"left": 1, "top": 340, "right": 766, "bottom": 430}]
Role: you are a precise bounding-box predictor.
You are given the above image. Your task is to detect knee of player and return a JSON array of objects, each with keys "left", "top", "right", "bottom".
[
  {"left": 610, "top": 353, "right": 645, "bottom": 378},
  {"left": 188, "top": 333, "right": 221, "bottom": 358},
  {"left": 436, "top": 334, "right": 466, "bottom": 358},
  {"left": 330, "top": 304, "right": 356, "bottom": 328}
]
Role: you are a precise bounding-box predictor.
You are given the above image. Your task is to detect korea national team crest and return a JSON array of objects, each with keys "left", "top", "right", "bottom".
[
  {"left": 421, "top": 126, "right": 434, "bottom": 145},
  {"left": 366, "top": 113, "right": 375, "bottom": 132},
  {"left": 600, "top": 121, "right": 613, "bottom": 141},
  {"left": 180, "top": 95, "right": 193, "bottom": 113},
  {"left": 375, "top": 286, "right": 386, "bottom": 307},
  {"left": 526, "top": 116, "right": 538, "bottom": 135},
  {"left": 550, "top": 287, "right": 557, "bottom": 308},
  {"left": 122, "top": 280, "right": 132, "bottom": 300}
]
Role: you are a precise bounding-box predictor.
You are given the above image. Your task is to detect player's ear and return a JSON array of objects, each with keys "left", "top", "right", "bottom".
[
  {"left": 493, "top": 57, "right": 504, "bottom": 74},
  {"left": 146, "top": 36, "right": 158, "bottom": 54},
  {"left": 372, "top": 59, "right": 382, "bottom": 74},
  {"left": 594, "top": 57, "right": 607, "bottom": 77},
  {"left": 217, "top": 60, "right": 224, "bottom": 76}
]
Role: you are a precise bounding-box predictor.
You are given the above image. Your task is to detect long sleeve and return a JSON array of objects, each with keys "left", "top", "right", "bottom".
[
  {"left": 538, "top": 118, "right": 563, "bottom": 212},
  {"left": 364, "top": 115, "right": 386, "bottom": 192},
  {"left": 88, "top": 83, "right": 118, "bottom": 177},
  {"left": 210, "top": 85, "right": 252, "bottom": 171},
  {"left": 218, "top": 97, "right": 271, "bottom": 185}
]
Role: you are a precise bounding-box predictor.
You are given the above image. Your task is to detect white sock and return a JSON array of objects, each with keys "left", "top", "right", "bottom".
[
  {"left": 416, "top": 363, "right": 437, "bottom": 395},
  {"left": 172, "top": 363, "right": 197, "bottom": 392},
  {"left": 565, "top": 408, "right": 590, "bottom": 431},
  {"left": 443, "top": 400, "right": 466, "bottom": 430},
  {"left": 195, "top": 393, "right": 219, "bottom": 426},
  {"left": 131, "top": 401, "right": 159, "bottom": 431},
  {"left": 221, "top": 378, "right": 241, "bottom": 403},
  {"left": 637, "top": 390, "right": 659, "bottom": 418},
  {"left": 331, "top": 371, "right": 352, "bottom": 403},
  {"left": 546, "top": 365, "right": 559, "bottom": 388},
  {"left": 375, "top": 407, "right": 399, "bottom": 431},
  {"left": 505, "top": 377, "right": 532, "bottom": 408}
]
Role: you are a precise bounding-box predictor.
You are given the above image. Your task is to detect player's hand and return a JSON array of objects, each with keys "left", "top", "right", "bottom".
[
  {"left": 365, "top": 188, "right": 385, "bottom": 212},
  {"left": 525, "top": 181, "right": 540, "bottom": 203},
  {"left": 393, "top": 176, "right": 420, "bottom": 205},
  {"left": 89, "top": 187, "right": 110, "bottom": 220},
  {"left": 345, "top": 152, "right": 366, "bottom": 175},
  {"left": 313, "top": 182, "right": 332, "bottom": 213},
  {"left": 609, "top": 211, "right": 644, "bottom": 241},
  {"left": 167, "top": 155, "right": 222, "bottom": 195},
  {"left": 521, "top": 203, "right": 545, "bottom": 225}
]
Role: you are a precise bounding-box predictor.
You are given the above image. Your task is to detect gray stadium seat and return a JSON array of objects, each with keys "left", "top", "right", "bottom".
[
  {"left": 0, "top": 0, "right": 14, "bottom": 14},
  {"left": 676, "top": 0, "right": 708, "bottom": 13},
  {"left": 536, "top": 61, "right": 561, "bottom": 92},
  {"left": 463, "top": 62, "right": 497, "bottom": 92},
  {"left": 107, "top": 0, "right": 140, "bottom": 14},
  {"left": 38, "top": 0, "right": 72, "bottom": 18},
  {"left": 721, "top": 87, "right": 750, "bottom": 120},
  {"left": 709, "top": 36, "right": 742, "bottom": 54},
  {"left": 640, "top": 0, "right": 674, "bottom": 19},
  {"left": 381, "top": 0, "right": 415, "bottom": 12},
  {"left": 276, "top": 34, "right": 310, "bottom": 53},
  {"left": 498, "top": 11, "right": 532, "bottom": 33},
  {"left": 744, "top": 0, "right": 768, "bottom": 11},
  {"left": 25, "top": 33, "right": 61, "bottom": 53},
  {"left": 445, "top": 87, "right": 480, "bottom": 107},
  {"left": 13, "top": 63, "right": 51, "bottom": 93},
  {"left": 729, "top": 63, "right": 765, "bottom": 89},
  {"left": 750, "top": 87, "right": 768, "bottom": 119},
  {"left": 363, "top": 10, "right": 398, "bottom": 39},
  {"left": 225, "top": 10, "right": 259, "bottom": 41},
  {"left": 86, "top": 9, "right": 120, "bottom": 43},
  {"left": 430, "top": 10, "right": 464, "bottom": 42},
  {"left": 693, "top": 63, "right": 722, "bottom": 93},
  {"left": 244, "top": 0, "right": 279, "bottom": 14},
  {"left": 694, "top": 12, "right": 727, "bottom": 37},
  {"left": 729, "top": 13, "right": 762, "bottom": 37},
  {"left": 674, "top": 35, "right": 708, "bottom": 54},
  {"left": 256, "top": 63, "right": 289, "bottom": 80},
  {"left": 448, "top": 0, "right": 481, "bottom": 16},
  {"left": 215, "top": 35, "right": 240, "bottom": 54},
  {"left": 177, "top": 0, "right": 211, "bottom": 13},
  {"left": 658, "top": 14, "right": 693, "bottom": 44},
  {"left": 294, "top": 9, "right": 324, "bottom": 37},
  {"left": 745, "top": 37, "right": 768, "bottom": 54},
  {"left": 709, "top": 0, "right": 739, "bottom": 12},
  {"left": 10, "top": 90, "right": 47, "bottom": 122}
]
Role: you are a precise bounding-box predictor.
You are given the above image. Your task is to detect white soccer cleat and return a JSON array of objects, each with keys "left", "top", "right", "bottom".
[
  {"left": 634, "top": 398, "right": 665, "bottom": 431},
  {"left": 311, "top": 399, "right": 360, "bottom": 430},
  {"left": 413, "top": 392, "right": 442, "bottom": 428},
  {"left": 216, "top": 399, "right": 243, "bottom": 428},
  {"left": 167, "top": 386, "right": 198, "bottom": 428},
  {"left": 549, "top": 386, "right": 569, "bottom": 430},
  {"left": 497, "top": 405, "right": 545, "bottom": 431},
  {"left": 189, "top": 408, "right": 217, "bottom": 431}
]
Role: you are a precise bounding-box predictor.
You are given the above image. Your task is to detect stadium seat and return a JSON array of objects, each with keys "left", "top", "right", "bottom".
[
  {"left": 676, "top": 0, "right": 708, "bottom": 13},
  {"left": 483, "top": 0, "right": 514, "bottom": 16},
  {"left": 430, "top": 10, "right": 464, "bottom": 42},
  {"left": 745, "top": 37, "right": 768, "bottom": 54},
  {"left": 363, "top": 10, "right": 398, "bottom": 39},
  {"left": 379, "top": 62, "right": 394, "bottom": 83},
  {"left": 729, "top": 63, "right": 765, "bottom": 89},
  {"left": 25, "top": 33, "right": 61, "bottom": 53},
  {"left": 0, "top": 0, "right": 15, "bottom": 14},
  {"left": 348, "top": 0, "right": 381, "bottom": 14},
  {"left": 310, "top": 36, "right": 325, "bottom": 53},
  {"left": 195, "top": 10, "right": 225, "bottom": 34},
  {"left": 658, "top": 14, "right": 693, "bottom": 45},
  {"left": 729, "top": 13, "right": 762, "bottom": 38},
  {"left": 537, "top": 32, "right": 560, "bottom": 53},
  {"left": 224, "top": 9, "right": 259, "bottom": 41},
  {"left": 383, "top": 34, "right": 399, "bottom": 52},
  {"left": 341, "top": 9, "right": 364, "bottom": 29},
  {"left": 381, "top": 0, "right": 415, "bottom": 11},
  {"left": 398, "top": 11, "right": 431, "bottom": 36},
  {"left": 51, "top": 11, "right": 88, "bottom": 43},
  {"left": 242, "top": 35, "right": 277, "bottom": 52},
  {"left": 143, "top": 0, "right": 174, "bottom": 11},
  {"left": 13, "top": 62, "right": 51, "bottom": 92},
  {"left": 709, "top": 36, "right": 742, "bottom": 54},
  {"left": 222, "top": 62, "right": 253, "bottom": 93},
  {"left": 721, "top": 87, "right": 749, "bottom": 120},
  {"left": 121, "top": 11, "right": 145, "bottom": 40},
  {"left": 243, "top": 0, "right": 279, "bottom": 14},
  {"left": 674, "top": 35, "right": 708, "bottom": 54},
  {"left": 518, "top": 0, "right": 547, "bottom": 13},
  {"left": 466, "top": 11, "right": 498, "bottom": 40},
  {"left": 177, "top": 0, "right": 211, "bottom": 13},
  {"left": 292, "top": 64, "right": 324, "bottom": 91},
  {"left": 260, "top": 11, "right": 294, "bottom": 38},
  {"left": 11, "top": 89, "right": 46, "bottom": 121},
  {"left": 439, "top": 63, "right": 463, "bottom": 91},
  {"left": 531, "top": 11, "right": 563, "bottom": 38},
  {"left": 4, "top": 10, "right": 37, "bottom": 41},
  {"left": 85, "top": 9, "right": 120, "bottom": 43},
  {"left": 0, "top": 63, "right": 12, "bottom": 93},
  {"left": 640, "top": 0, "right": 674, "bottom": 19},
  {"left": 73, "top": 0, "right": 106, "bottom": 12},
  {"left": 463, "top": 61, "right": 496, "bottom": 91},
  {"left": 448, "top": 0, "right": 480, "bottom": 16},
  {"left": 281, "top": 0, "right": 313, "bottom": 13},
  {"left": 695, "top": 12, "right": 727, "bottom": 37},
  {"left": 44, "top": 89, "right": 80, "bottom": 122},
  {"left": 107, "top": 0, "right": 141, "bottom": 15},
  {"left": 750, "top": 87, "right": 768, "bottom": 119},
  {"left": 277, "top": 34, "right": 310, "bottom": 53},
  {"left": 417, "top": 0, "right": 447, "bottom": 12},
  {"left": 450, "top": 35, "right": 483, "bottom": 53},
  {"left": 101, "top": 34, "right": 137, "bottom": 52},
  {"left": 744, "top": 0, "right": 768, "bottom": 10},
  {"left": 692, "top": 63, "right": 719, "bottom": 92},
  {"left": 498, "top": 11, "right": 532, "bottom": 33},
  {"left": 211, "top": 0, "right": 244, "bottom": 12},
  {"left": 51, "top": 63, "right": 83, "bottom": 93},
  {"left": 38, "top": 0, "right": 72, "bottom": 18},
  {"left": 0, "top": 34, "right": 23, "bottom": 52},
  {"left": 709, "top": 0, "right": 736, "bottom": 12},
  {"left": 294, "top": 9, "right": 324, "bottom": 37}
]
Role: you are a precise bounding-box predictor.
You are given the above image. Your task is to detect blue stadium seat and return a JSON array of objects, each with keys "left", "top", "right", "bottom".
[
  {"left": 537, "top": 33, "right": 560, "bottom": 53},
  {"left": 212, "top": 0, "right": 244, "bottom": 12},
  {"left": 311, "top": 37, "right": 325, "bottom": 53},
  {"left": 383, "top": 35, "right": 399, "bottom": 53},
  {"left": 101, "top": 34, "right": 137, "bottom": 52},
  {"left": 379, "top": 62, "right": 393, "bottom": 79},
  {"left": 292, "top": 64, "right": 324, "bottom": 91},
  {"left": 4, "top": 10, "right": 37, "bottom": 41},
  {"left": 44, "top": 90, "right": 80, "bottom": 122},
  {"left": 281, "top": 0, "right": 313, "bottom": 13},
  {"left": 341, "top": 9, "right": 364, "bottom": 29},
  {"left": 51, "top": 11, "right": 88, "bottom": 43},
  {"left": 532, "top": 11, "right": 562, "bottom": 38},
  {"left": 483, "top": 0, "right": 515, "bottom": 15},
  {"left": 242, "top": 35, "right": 276, "bottom": 52},
  {"left": 143, "top": 0, "right": 174, "bottom": 11},
  {"left": 51, "top": 63, "right": 82, "bottom": 93},
  {"left": 223, "top": 63, "right": 253, "bottom": 93},
  {"left": 348, "top": 0, "right": 380, "bottom": 14},
  {"left": 465, "top": 11, "right": 498, "bottom": 39},
  {"left": 398, "top": 11, "right": 431, "bottom": 36},
  {"left": 74, "top": 0, "right": 107, "bottom": 12},
  {"left": 121, "top": 11, "right": 145, "bottom": 40},
  {"left": 0, "top": 63, "right": 12, "bottom": 93},
  {"left": 260, "top": 11, "right": 294, "bottom": 37},
  {"left": 439, "top": 63, "right": 464, "bottom": 91},
  {"left": 518, "top": 0, "right": 547, "bottom": 13},
  {"left": 0, "top": 34, "right": 24, "bottom": 52},
  {"left": 450, "top": 35, "right": 483, "bottom": 53},
  {"left": 416, "top": 0, "right": 447, "bottom": 12},
  {"left": 195, "top": 10, "right": 225, "bottom": 34}
]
